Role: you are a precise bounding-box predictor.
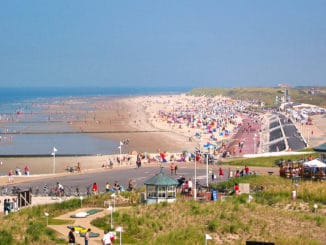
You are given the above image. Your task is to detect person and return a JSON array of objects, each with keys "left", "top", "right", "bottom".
[
  {"left": 56, "top": 182, "right": 64, "bottom": 196},
  {"left": 105, "top": 182, "right": 111, "bottom": 192},
  {"left": 136, "top": 154, "right": 141, "bottom": 168},
  {"left": 4, "top": 199, "right": 10, "bottom": 215},
  {"left": 84, "top": 228, "right": 91, "bottom": 245},
  {"left": 234, "top": 183, "right": 240, "bottom": 195},
  {"left": 102, "top": 230, "right": 113, "bottom": 245},
  {"left": 15, "top": 167, "right": 21, "bottom": 175},
  {"left": 219, "top": 167, "right": 224, "bottom": 177},
  {"left": 68, "top": 227, "right": 75, "bottom": 245},
  {"left": 8, "top": 170, "right": 14, "bottom": 183},
  {"left": 170, "top": 163, "right": 175, "bottom": 175},
  {"left": 24, "top": 165, "right": 30, "bottom": 176},
  {"left": 211, "top": 171, "right": 216, "bottom": 181},
  {"left": 187, "top": 178, "right": 193, "bottom": 196},
  {"left": 174, "top": 164, "right": 178, "bottom": 175},
  {"left": 113, "top": 181, "right": 120, "bottom": 192},
  {"left": 92, "top": 182, "right": 98, "bottom": 195},
  {"left": 128, "top": 178, "right": 136, "bottom": 191},
  {"left": 244, "top": 165, "right": 249, "bottom": 175},
  {"left": 77, "top": 162, "right": 81, "bottom": 172}
]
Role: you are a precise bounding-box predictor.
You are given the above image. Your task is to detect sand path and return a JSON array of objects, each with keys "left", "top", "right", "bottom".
[{"left": 49, "top": 207, "right": 110, "bottom": 245}]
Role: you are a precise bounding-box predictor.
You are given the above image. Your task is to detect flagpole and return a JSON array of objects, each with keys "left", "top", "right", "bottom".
[
  {"left": 206, "top": 153, "right": 209, "bottom": 187},
  {"left": 53, "top": 150, "right": 56, "bottom": 174},
  {"left": 52, "top": 147, "right": 57, "bottom": 174},
  {"left": 194, "top": 153, "right": 197, "bottom": 201}
]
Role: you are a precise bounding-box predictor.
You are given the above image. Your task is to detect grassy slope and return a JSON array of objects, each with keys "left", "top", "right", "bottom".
[
  {"left": 0, "top": 173, "right": 325, "bottom": 245},
  {"left": 219, "top": 152, "right": 319, "bottom": 168},
  {"left": 91, "top": 175, "right": 326, "bottom": 245}
]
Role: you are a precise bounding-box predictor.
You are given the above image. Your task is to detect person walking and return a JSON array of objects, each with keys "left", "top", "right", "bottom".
[
  {"left": 8, "top": 170, "right": 13, "bottom": 183},
  {"left": 68, "top": 227, "right": 75, "bottom": 245},
  {"left": 84, "top": 228, "right": 91, "bottom": 245},
  {"left": 102, "top": 230, "right": 114, "bottom": 245}
]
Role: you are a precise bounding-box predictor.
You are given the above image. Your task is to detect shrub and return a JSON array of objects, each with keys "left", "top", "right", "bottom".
[
  {"left": 207, "top": 219, "right": 219, "bottom": 232},
  {"left": 0, "top": 230, "right": 14, "bottom": 245},
  {"left": 26, "top": 221, "right": 45, "bottom": 242}
]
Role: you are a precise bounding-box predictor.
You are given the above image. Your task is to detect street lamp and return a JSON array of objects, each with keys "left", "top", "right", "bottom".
[
  {"left": 111, "top": 193, "right": 116, "bottom": 211},
  {"left": 118, "top": 141, "right": 123, "bottom": 164},
  {"left": 206, "top": 153, "right": 209, "bottom": 187},
  {"left": 51, "top": 147, "right": 58, "bottom": 174},
  {"left": 44, "top": 212, "right": 49, "bottom": 226},
  {"left": 253, "top": 134, "right": 257, "bottom": 154},
  {"left": 194, "top": 139, "right": 202, "bottom": 201},
  {"left": 107, "top": 206, "right": 114, "bottom": 229},
  {"left": 194, "top": 151, "right": 197, "bottom": 201},
  {"left": 115, "top": 226, "right": 123, "bottom": 245},
  {"left": 80, "top": 196, "right": 83, "bottom": 208}
]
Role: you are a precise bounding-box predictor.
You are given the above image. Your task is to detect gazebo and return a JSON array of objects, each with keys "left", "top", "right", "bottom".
[
  {"left": 144, "top": 167, "right": 178, "bottom": 204},
  {"left": 313, "top": 143, "right": 326, "bottom": 162}
]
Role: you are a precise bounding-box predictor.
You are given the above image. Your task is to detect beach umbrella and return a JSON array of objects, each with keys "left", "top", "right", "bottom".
[{"left": 203, "top": 143, "right": 213, "bottom": 149}]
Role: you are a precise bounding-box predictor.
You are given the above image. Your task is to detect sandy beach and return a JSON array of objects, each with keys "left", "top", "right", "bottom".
[{"left": 0, "top": 94, "right": 325, "bottom": 179}]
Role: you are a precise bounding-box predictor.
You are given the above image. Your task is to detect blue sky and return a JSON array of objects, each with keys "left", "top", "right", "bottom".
[{"left": 0, "top": 0, "right": 325, "bottom": 88}]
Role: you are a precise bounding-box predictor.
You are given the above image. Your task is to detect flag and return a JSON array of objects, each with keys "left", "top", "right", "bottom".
[
  {"left": 53, "top": 147, "right": 58, "bottom": 152},
  {"left": 205, "top": 234, "right": 212, "bottom": 240},
  {"left": 120, "top": 141, "right": 124, "bottom": 146},
  {"left": 115, "top": 226, "right": 123, "bottom": 232}
]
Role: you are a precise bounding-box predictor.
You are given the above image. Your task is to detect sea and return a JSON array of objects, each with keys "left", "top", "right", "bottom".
[{"left": 0, "top": 86, "right": 190, "bottom": 156}]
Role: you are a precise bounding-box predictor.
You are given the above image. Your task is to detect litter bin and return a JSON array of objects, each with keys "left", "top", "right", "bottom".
[{"left": 211, "top": 189, "right": 218, "bottom": 201}]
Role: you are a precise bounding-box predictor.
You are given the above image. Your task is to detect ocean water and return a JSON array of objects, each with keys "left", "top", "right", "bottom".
[{"left": 0, "top": 86, "right": 190, "bottom": 155}]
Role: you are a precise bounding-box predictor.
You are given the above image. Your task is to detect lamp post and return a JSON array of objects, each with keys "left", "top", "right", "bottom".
[
  {"left": 115, "top": 226, "right": 123, "bottom": 245},
  {"left": 253, "top": 134, "right": 257, "bottom": 154},
  {"left": 118, "top": 141, "right": 123, "bottom": 164},
  {"left": 194, "top": 151, "right": 197, "bottom": 201},
  {"left": 51, "top": 147, "right": 58, "bottom": 174},
  {"left": 44, "top": 212, "right": 49, "bottom": 226},
  {"left": 107, "top": 206, "right": 113, "bottom": 229},
  {"left": 111, "top": 193, "right": 116, "bottom": 211},
  {"left": 80, "top": 196, "right": 83, "bottom": 208},
  {"left": 206, "top": 153, "right": 209, "bottom": 187},
  {"left": 194, "top": 139, "right": 202, "bottom": 201}
]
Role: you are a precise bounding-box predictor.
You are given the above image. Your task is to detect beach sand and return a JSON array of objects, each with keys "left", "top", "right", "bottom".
[{"left": 1, "top": 94, "right": 325, "bottom": 180}]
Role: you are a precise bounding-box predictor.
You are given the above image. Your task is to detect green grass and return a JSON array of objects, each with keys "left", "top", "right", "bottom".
[
  {"left": 220, "top": 153, "right": 318, "bottom": 168},
  {"left": 1, "top": 175, "right": 326, "bottom": 244}
]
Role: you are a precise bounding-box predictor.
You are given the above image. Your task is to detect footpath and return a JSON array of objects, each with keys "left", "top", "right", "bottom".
[{"left": 49, "top": 207, "right": 110, "bottom": 245}]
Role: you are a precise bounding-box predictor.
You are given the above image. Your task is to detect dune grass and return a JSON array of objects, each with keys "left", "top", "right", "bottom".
[
  {"left": 188, "top": 87, "right": 326, "bottom": 107},
  {"left": 0, "top": 175, "right": 325, "bottom": 244},
  {"left": 220, "top": 152, "right": 319, "bottom": 168}
]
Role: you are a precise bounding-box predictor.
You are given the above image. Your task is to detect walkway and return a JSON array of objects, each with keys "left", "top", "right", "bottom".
[{"left": 49, "top": 207, "right": 110, "bottom": 245}]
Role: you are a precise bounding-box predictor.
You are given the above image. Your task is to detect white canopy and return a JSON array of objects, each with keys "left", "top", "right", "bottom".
[{"left": 303, "top": 159, "right": 326, "bottom": 168}]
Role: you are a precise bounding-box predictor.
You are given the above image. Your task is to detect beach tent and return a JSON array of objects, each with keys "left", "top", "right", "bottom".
[{"left": 303, "top": 159, "right": 326, "bottom": 168}]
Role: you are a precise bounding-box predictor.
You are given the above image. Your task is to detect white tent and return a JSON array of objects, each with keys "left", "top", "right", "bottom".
[{"left": 303, "top": 159, "right": 326, "bottom": 168}]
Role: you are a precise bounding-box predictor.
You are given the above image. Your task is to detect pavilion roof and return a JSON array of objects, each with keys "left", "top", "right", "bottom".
[
  {"left": 313, "top": 142, "right": 326, "bottom": 152},
  {"left": 144, "top": 168, "right": 178, "bottom": 186}
]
